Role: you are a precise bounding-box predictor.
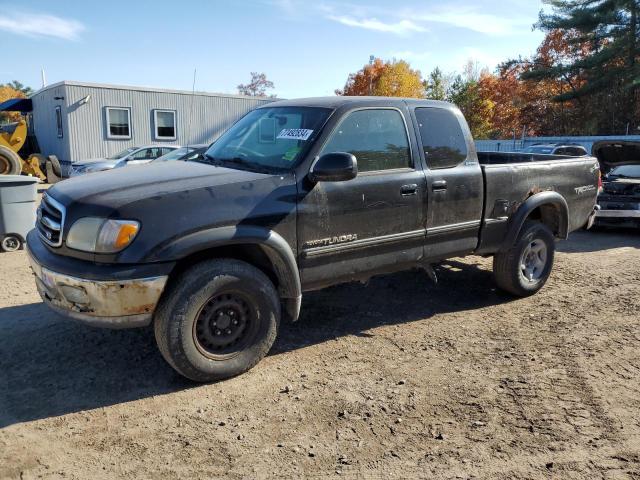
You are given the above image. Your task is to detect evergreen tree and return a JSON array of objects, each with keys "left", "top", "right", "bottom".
[
  {"left": 524, "top": 0, "right": 639, "bottom": 128},
  {"left": 424, "top": 67, "right": 447, "bottom": 100}
]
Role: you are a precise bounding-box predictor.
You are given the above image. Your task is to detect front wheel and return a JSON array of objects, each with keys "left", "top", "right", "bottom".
[
  {"left": 493, "top": 221, "right": 555, "bottom": 297},
  {"left": 154, "top": 259, "right": 280, "bottom": 382}
]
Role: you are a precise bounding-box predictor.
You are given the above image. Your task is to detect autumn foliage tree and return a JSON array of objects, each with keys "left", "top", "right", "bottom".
[
  {"left": 335, "top": 7, "right": 637, "bottom": 139},
  {"left": 448, "top": 75, "right": 495, "bottom": 139},
  {"left": 527, "top": 0, "right": 640, "bottom": 131},
  {"left": 336, "top": 58, "right": 425, "bottom": 98}
]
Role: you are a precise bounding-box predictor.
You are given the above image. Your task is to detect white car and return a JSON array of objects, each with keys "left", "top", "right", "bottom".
[{"left": 69, "top": 145, "right": 180, "bottom": 177}]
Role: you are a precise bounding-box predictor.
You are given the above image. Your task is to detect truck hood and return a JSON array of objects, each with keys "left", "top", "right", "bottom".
[
  {"left": 592, "top": 141, "right": 640, "bottom": 173},
  {"left": 49, "top": 161, "right": 281, "bottom": 210}
]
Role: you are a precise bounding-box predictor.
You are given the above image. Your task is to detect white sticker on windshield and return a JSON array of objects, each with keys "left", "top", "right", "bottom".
[{"left": 277, "top": 129, "right": 314, "bottom": 141}]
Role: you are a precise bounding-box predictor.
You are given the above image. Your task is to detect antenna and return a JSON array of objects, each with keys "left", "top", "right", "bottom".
[{"left": 186, "top": 68, "right": 196, "bottom": 150}]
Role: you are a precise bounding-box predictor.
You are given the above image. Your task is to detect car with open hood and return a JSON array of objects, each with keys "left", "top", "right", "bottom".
[{"left": 593, "top": 140, "right": 640, "bottom": 228}]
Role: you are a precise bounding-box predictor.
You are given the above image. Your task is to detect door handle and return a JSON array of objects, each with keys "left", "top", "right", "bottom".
[
  {"left": 400, "top": 184, "right": 418, "bottom": 196},
  {"left": 432, "top": 180, "right": 448, "bottom": 192}
]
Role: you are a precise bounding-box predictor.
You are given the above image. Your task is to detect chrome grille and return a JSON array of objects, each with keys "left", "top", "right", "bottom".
[{"left": 37, "top": 193, "right": 65, "bottom": 247}]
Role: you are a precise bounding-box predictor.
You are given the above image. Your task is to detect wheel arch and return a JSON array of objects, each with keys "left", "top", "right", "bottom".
[
  {"left": 146, "top": 226, "right": 302, "bottom": 320},
  {"left": 502, "top": 191, "right": 569, "bottom": 250}
]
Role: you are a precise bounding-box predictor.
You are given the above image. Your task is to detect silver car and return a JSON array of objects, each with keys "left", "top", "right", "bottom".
[{"left": 69, "top": 145, "right": 180, "bottom": 177}]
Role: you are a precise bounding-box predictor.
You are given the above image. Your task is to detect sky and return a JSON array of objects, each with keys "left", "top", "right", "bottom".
[{"left": 1, "top": 0, "right": 546, "bottom": 98}]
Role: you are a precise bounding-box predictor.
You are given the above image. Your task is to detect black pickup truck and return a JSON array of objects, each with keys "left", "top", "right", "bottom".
[{"left": 27, "top": 98, "right": 599, "bottom": 382}]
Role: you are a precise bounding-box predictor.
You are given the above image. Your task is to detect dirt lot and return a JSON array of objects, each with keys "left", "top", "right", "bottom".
[{"left": 1, "top": 229, "right": 639, "bottom": 479}]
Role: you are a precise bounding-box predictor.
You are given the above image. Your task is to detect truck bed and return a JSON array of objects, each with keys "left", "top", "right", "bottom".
[{"left": 475, "top": 152, "right": 600, "bottom": 254}]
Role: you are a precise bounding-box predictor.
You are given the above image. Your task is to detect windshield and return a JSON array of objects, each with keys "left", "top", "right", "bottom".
[
  {"left": 107, "top": 147, "right": 137, "bottom": 160},
  {"left": 202, "top": 106, "right": 332, "bottom": 172},
  {"left": 609, "top": 164, "right": 640, "bottom": 179},
  {"left": 522, "top": 146, "right": 554, "bottom": 154},
  {"left": 153, "top": 147, "right": 195, "bottom": 162}
]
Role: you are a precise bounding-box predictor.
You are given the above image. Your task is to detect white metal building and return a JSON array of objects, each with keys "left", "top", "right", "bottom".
[{"left": 27, "top": 81, "right": 273, "bottom": 173}]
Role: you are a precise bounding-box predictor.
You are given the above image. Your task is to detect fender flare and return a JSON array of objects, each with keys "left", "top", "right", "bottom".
[
  {"left": 144, "top": 225, "right": 301, "bottom": 300},
  {"left": 502, "top": 191, "right": 569, "bottom": 250}
]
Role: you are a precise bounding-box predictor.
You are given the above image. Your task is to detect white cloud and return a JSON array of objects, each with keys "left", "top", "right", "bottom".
[
  {"left": 327, "top": 15, "right": 426, "bottom": 35},
  {"left": 0, "top": 12, "right": 85, "bottom": 40},
  {"left": 406, "top": 7, "right": 532, "bottom": 36},
  {"left": 270, "top": 1, "right": 534, "bottom": 38}
]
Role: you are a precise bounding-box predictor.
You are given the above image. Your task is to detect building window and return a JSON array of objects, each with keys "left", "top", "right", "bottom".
[
  {"left": 106, "top": 107, "right": 132, "bottom": 139},
  {"left": 154, "top": 110, "right": 176, "bottom": 140},
  {"left": 55, "top": 106, "right": 63, "bottom": 138}
]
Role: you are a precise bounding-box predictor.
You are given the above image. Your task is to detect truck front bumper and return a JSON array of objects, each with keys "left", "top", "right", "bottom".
[{"left": 26, "top": 235, "right": 170, "bottom": 328}]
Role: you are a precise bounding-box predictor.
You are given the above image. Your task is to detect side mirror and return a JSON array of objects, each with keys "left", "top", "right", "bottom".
[{"left": 309, "top": 152, "right": 358, "bottom": 183}]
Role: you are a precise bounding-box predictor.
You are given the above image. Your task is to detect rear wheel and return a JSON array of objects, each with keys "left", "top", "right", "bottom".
[
  {"left": 0, "top": 145, "right": 22, "bottom": 175},
  {"left": 493, "top": 221, "right": 555, "bottom": 297},
  {"left": 154, "top": 259, "right": 280, "bottom": 382}
]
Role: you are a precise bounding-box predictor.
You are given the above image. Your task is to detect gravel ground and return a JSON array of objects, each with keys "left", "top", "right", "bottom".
[{"left": 0, "top": 229, "right": 639, "bottom": 479}]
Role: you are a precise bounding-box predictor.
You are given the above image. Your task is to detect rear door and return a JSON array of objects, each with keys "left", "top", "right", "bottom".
[
  {"left": 412, "top": 107, "right": 483, "bottom": 259},
  {"left": 297, "top": 107, "right": 427, "bottom": 290}
]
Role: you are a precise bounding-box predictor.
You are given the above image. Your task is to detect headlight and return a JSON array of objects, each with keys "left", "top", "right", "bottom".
[{"left": 66, "top": 218, "right": 140, "bottom": 253}]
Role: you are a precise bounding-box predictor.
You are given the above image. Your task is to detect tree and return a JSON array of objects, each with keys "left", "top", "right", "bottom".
[
  {"left": 525, "top": 0, "right": 640, "bottom": 130},
  {"left": 336, "top": 58, "right": 425, "bottom": 98},
  {"left": 3, "top": 80, "right": 33, "bottom": 96},
  {"left": 447, "top": 74, "right": 495, "bottom": 139},
  {"left": 374, "top": 60, "right": 425, "bottom": 98},
  {"left": 0, "top": 85, "right": 25, "bottom": 123},
  {"left": 237, "top": 72, "right": 274, "bottom": 97},
  {"left": 424, "top": 67, "right": 448, "bottom": 100}
]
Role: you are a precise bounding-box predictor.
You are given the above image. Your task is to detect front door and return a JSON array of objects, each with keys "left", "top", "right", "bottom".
[
  {"left": 411, "top": 106, "right": 483, "bottom": 260},
  {"left": 297, "top": 107, "right": 427, "bottom": 290}
]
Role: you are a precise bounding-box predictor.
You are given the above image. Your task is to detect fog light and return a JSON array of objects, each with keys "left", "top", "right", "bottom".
[{"left": 59, "top": 285, "right": 89, "bottom": 305}]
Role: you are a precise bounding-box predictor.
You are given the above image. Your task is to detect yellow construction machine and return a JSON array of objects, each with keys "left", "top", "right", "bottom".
[{"left": 0, "top": 119, "right": 60, "bottom": 181}]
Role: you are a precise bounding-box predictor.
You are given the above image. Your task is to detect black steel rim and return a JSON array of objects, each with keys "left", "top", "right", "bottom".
[{"left": 192, "top": 291, "right": 259, "bottom": 360}]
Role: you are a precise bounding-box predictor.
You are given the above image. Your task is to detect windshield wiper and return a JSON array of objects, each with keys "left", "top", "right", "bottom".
[
  {"left": 195, "top": 154, "right": 280, "bottom": 174},
  {"left": 216, "top": 157, "right": 275, "bottom": 173},
  {"left": 194, "top": 153, "right": 224, "bottom": 166}
]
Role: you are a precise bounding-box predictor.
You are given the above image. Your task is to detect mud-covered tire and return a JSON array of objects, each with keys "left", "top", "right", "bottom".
[
  {"left": 0, "top": 145, "right": 22, "bottom": 175},
  {"left": 1, "top": 235, "right": 22, "bottom": 252},
  {"left": 493, "top": 221, "right": 555, "bottom": 297},
  {"left": 154, "top": 259, "right": 280, "bottom": 382}
]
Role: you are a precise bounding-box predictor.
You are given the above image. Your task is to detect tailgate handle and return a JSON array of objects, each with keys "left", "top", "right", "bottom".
[
  {"left": 432, "top": 180, "right": 448, "bottom": 191},
  {"left": 400, "top": 184, "right": 418, "bottom": 196}
]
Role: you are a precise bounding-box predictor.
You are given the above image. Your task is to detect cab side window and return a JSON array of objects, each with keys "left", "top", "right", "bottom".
[
  {"left": 415, "top": 107, "right": 468, "bottom": 169},
  {"left": 321, "top": 109, "right": 411, "bottom": 172}
]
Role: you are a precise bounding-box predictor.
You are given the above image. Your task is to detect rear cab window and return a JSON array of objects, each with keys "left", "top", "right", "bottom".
[{"left": 414, "top": 107, "right": 468, "bottom": 169}]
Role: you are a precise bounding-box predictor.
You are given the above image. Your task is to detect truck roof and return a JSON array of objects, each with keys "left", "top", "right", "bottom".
[{"left": 263, "top": 96, "right": 454, "bottom": 109}]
